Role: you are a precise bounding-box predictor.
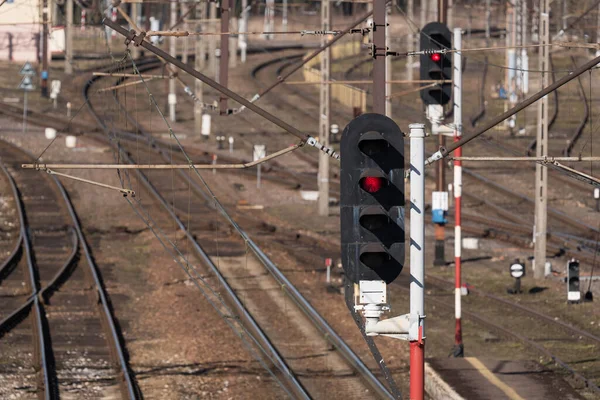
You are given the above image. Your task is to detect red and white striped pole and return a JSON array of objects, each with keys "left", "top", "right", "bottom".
[
  {"left": 111, "top": 8, "right": 117, "bottom": 37},
  {"left": 80, "top": 10, "right": 86, "bottom": 31},
  {"left": 452, "top": 27, "right": 464, "bottom": 357}
]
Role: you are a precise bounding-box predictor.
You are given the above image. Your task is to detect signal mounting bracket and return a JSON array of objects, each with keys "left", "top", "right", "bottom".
[{"left": 354, "top": 281, "right": 413, "bottom": 341}]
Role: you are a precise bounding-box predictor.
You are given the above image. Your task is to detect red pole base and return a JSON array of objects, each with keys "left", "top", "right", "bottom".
[{"left": 410, "top": 340, "right": 425, "bottom": 400}]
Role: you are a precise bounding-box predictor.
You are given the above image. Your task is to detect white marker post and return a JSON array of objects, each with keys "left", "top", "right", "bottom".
[
  {"left": 229, "top": 136, "right": 234, "bottom": 153},
  {"left": 325, "top": 257, "right": 332, "bottom": 284},
  {"left": 253, "top": 145, "right": 266, "bottom": 189}
]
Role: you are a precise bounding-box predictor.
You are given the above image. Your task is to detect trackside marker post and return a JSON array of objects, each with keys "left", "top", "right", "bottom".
[{"left": 452, "top": 27, "right": 464, "bottom": 358}]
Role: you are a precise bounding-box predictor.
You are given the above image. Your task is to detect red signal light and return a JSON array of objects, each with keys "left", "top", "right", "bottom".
[
  {"left": 361, "top": 177, "right": 385, "bottom": 193},
  {"left": 430, "top": 53, "right": 441, "bottom": 62}
]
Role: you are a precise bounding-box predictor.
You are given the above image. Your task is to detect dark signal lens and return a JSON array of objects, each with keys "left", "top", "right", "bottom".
[
  {"left": 360, "top": 177, "right": 385, "bottom": 193},
  {"left": 430, "top": 53, "right": 441, "bottom": 62}
]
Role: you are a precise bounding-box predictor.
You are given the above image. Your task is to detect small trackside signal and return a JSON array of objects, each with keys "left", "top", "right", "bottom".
[
  {"left": 420, "top": 22, "right": 452, "bottom": 105},
  {"left": 340, "top": 113, "right": 405, "bottom": 284},
  {"left": 567, "top": 259, "right": 580, "bottom": 303}
]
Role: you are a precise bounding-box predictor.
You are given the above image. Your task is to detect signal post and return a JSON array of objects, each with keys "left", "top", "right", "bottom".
[
  {"left": 340, "top": 114, "right": 429, "bottom": 399},
  {"left": 420, "top": 22, "right": 453, "bottom": 266}
]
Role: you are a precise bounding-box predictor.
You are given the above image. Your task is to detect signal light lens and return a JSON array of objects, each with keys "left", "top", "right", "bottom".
[
  {"left": 361, "top": 176, "right": 385, "bottom": 193},
  {"left": 430, "top": 53, "right": 441, "bottom": 62}
]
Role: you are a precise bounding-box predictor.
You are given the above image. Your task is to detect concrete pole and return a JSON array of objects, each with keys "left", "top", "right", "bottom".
[
  {"left": 452, "top": 27, "right": 463, "bottom": 357},
  {"left": 485, "top": 0, "right": 491, "bottom": 44},
  {"left": 241, "top": 0, "right": 248, "bottom": 62},
  {"left": 131, "top": 3, "right": 140, "bottom": 59},
  {"left": 534, "top": 0, "right": 550, "bottom": 279},
  {"left": 283, "top": 0, "right": 288, "bottom": 32},
  {"left": 372, "top": 0, "right": 386, "bottom": 114},
  {"left": 409, "top": 123, "right": 426, "bottom": 400},
  {"left": 65, "top": 0, "right": 73, "bottom": 74},
  {"left": 521, "top": 0, "right": 528, "bottom": 95},
  {"left": 385, "top": 4, "right": 392, "bottom": 118},
  {"left": 229, "top": 10, "right": 237, "bottom": 68},
  {"left": 597, "top": 2, "right": 600, "bottom": 56},
  {"left": 219, "top": 0, "right": 231, "bottom": 113},
  {"left": 209, "top": 2, "right": 218, "bottom": 80},
  {"left": 41, "top": 0, "right": 49, "bottom": 97},
  {"left": 194, "top": 2, "right": 206, "bottom": 136},
  {"left": 169, "top": 0, "right": 178, "bottom": 122},
  {"left": 182, "top": 2, "right": 189, "bottom": 64},
  {"left": 406, "top": 0, "right": 414, "bottom": 81},
  {"left": 318, "top": 0, "right": 331, "bottom": 216}
]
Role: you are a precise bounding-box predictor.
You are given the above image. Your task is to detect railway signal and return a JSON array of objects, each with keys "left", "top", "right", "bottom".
[
  {"left": 340, "top": 113, "right": 405, "bottom": 284},
  {"left": 419, "top": 22, "right": 452, "bottom": 106},
  {"left": 567, "top": 259, "right": 580, "bottom": 303},
  {"left": 508, "top": 259, "right": 525, "bottom": 294}
]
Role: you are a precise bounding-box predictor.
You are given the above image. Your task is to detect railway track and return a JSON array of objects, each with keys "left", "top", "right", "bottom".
[
  {"left": 82, "top": 57, "right": 397, "bottom": 399},
  {"left": 0, "top": 141, "right": 138, "bottom": 398},
  {"left": 249, "top": 48, "right": 600, "bottom": 394},
  {"left": 393, "top": 273, "right": 600, "bottom": 396},
  {"left": 254, "top": 51, "right": 598, "bottom": 263}
]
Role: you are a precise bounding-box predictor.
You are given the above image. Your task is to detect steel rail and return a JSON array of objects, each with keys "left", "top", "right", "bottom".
[
  {"left": 89, "top": 59, "right": 395, "bottom": 400},
  {"left": 419, "top": 287, "right": 600, "bottom": 396},
  {"left": 83, "top": 75, "right": 311, "bottom": 400},
  {"left": 52, "top": 176, "right": 139, "bottom": 399},
  {"left": 0, "top": 229, "right": 77, "bottom": 334},
  {"left": 1, "top": 143, "right": 139, "bottom": 398},
  {"left": 426, "top": 274, "right": 600, "bottom": 345},
  {"left": 0, "top": 231, "right": 22, "bottom": 282},
  {"left": 0, "top": 161, "right": 55, "bottom": 399},
  {"left": 462, "top": 167, "right": 600, "bottom": 235}
]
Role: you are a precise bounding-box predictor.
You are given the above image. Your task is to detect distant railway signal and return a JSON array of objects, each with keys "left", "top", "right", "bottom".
[
  {"left": 340, "top": 113, "right": 405, "bottom": 284},
  {"left": 508, "top": 259, "right": 525, "bottom": 294},
  {"left": 567, "top": 259, "right": 580, "bottom": 303},
  {"left": 419, "top": 22, "right": 452, "bottom": 106}
]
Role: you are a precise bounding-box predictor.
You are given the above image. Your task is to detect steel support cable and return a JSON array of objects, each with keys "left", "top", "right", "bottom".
[
  {"left": 241, "top": 8, "right": 375, "bottom": 106},
  {"left": 122, "top": 56, "right": 396, "bottom": 400},
  {"left": 52, "top": 176, "right": 139, "bottom": 399},
  {"left": 0, "top": 162, "right": 55, "bottom": 399},
  {"left": 84, "top": 77, "right": 308, "bottom": 399},
  {"left": 426, "top": 54, "right": 600, "bottom": 165},
  {"left": 103, "top": 19, "right": 339, "bottom": 160}
]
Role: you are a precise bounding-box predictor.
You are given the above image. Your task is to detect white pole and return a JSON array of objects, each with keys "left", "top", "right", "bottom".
[
  {"left": 409, "top": 123, "right": 425, "bottom": 395},
  {"left": 240, "top": 0, "right": 248, "bottom": 63},
  {"left": 257, "top": 164, "right": 262, "bottom": 188},
  {"left": 283, "top": 0, "right": 288, "bottom": 32},
  {"left": 23, "top": 91, "right": 28, "bottom": 134},
  {"left": 385, "top": 4, "right": 392, "bottom": 118},
  {"left": 169, "top": 0, "right": 177, "bottom": 122}
]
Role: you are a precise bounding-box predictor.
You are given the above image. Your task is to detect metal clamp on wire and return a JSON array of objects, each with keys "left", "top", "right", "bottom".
[
  {"left": 306, "top": 137, "right": 340, "bottom": 159},
  {"left": 133, "top": 31, "right": 146, "bottom": 46},
  {"left": 350, "top": 28, "right": 371, "bottom": 36},
  {"left": 232, "top": 93, "right": 260, "bottom": 115},
  {"left": 124, "top": 29, "right": 137, "bottom": 46}
]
